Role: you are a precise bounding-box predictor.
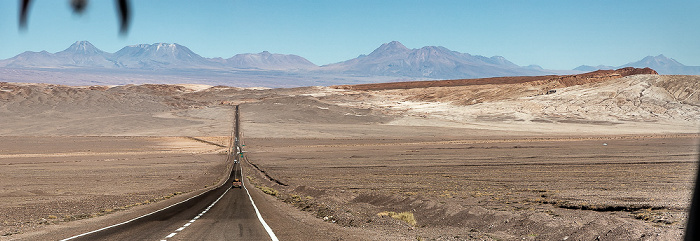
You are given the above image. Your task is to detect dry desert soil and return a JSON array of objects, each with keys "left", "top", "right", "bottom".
[{"left": 1, "top": 70, "right": 699, "bottom": 240}]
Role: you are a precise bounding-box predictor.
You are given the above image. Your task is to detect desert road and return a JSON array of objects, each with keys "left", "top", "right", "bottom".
[
  {"left": 58, "top": 105, "right": 276, "bottom": 241},
  {"left": 58, "top": 162, "right": 275, "bottom": 241}
]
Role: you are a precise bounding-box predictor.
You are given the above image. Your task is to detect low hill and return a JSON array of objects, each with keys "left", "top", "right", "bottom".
[
  {"left": 336, "top": 67, "right": 657, "bottom": 91},
  {"left": 2, "top": 68, "right": 698, "bottom": 137}
]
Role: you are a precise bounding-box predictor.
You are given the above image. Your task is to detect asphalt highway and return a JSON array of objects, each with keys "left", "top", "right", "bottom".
[
  {"left": 59, "top": 162, "right": 273, "bottom": 241},
  {"left": 168, "top": 172, "right": 270, "bottom": 240}
]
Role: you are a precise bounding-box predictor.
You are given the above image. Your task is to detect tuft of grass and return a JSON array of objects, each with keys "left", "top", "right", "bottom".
[
  {"left": 47, "top": 215, "right": 58, "bottom": 219},
  {"left": 257, "top": 186, "right": 278, "bottom": 196},
  {"left": 377, "top": 211, "right": 417, "bottom": 226}
]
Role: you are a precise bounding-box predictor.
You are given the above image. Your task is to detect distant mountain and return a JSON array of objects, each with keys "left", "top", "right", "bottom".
[
  {"left": 0, "top": 50, "right": 62, "bottom": 68},
  {"left": 573, "top": 65, "right": 615, "bottom": 72},
  {"left": 54, "top": 41, "right": 116, "bottom": 68},
  {"left": 60, "top": 41, "right": 107, "bottom": 56},
  {"left": 321, "top": 41, "right": 552, "bottom": 79},
  {"left": 524, "top": 64, "right": 544, "bottom": 70},
  {"left": 2, "top": 40, "right": 698, "bottom": 88},
  {"left": 622, "top": 55, "right": 700, "bottom": 75},
  {"left": 0, "top": 41, "right": 115, "bottom": 68},
  {"left": 625, "top": 55, "right": 683, "bottom": 69},
  {"left": 110, "top": 43, "right": 215, "bottom": 69},
  {"left": 0, "top": 41, "right": 317, "bottom": 71},
  {"left": 226, "top": 51, "right": 317, "bottom": 70},
  {"left": 576, "top": 55, "right": 700, "bottom": 75}
]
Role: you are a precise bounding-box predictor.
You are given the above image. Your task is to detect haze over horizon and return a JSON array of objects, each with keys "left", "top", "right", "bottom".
[{"left": 1, "top": 0, "right": 698, "bottom": 70}]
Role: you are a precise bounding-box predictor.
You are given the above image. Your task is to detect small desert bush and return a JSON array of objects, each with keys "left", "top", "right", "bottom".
[
  {"left": 257, "top": 186, "right": 278, "bottom": 196},
  {"left": 633, "top": 208, "right": 657, "bottom": 221},
  {"left": 377, "top": 211, "right": 417, "bottom": 226}
]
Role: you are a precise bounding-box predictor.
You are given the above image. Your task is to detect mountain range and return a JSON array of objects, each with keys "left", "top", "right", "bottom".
[
  {"left": 575, "top": 55, "right": 700, "bottom": 75},
  {"left": 0, "top": 41, "right": 560, "bottom": 77},
  {"left": 0, "top": 41, "right": 314, "bottom": 71},
  {"left": 320, "top": 41, "right": 549, "bottom": 79},
  {"left": 1, "top": 41, "right": 697, "bottom": 87}
]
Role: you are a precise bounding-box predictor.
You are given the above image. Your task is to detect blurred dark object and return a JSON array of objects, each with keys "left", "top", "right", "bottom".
[
  {"left": 70, "top": 0, "right": 87, "bottom": 14},
  {"left": 117, "top": 0, "right": 129, "bottom": 35},
  {"left": 19, "top": 0, "right": 130, "bottom": 35},
  {"left": 685, "top": 137, "right": 700, "bottom": 240}
]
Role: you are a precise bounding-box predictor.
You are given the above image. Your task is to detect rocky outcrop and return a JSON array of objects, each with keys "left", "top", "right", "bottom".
[
  {"left": 552, "top": 67, "right": 658, "bottom": 87},
  {"left": 337, "top": 67, "right": 658, "bottom": 91}
]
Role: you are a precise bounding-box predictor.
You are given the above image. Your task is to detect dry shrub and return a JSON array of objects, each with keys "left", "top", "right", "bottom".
[
  {"left": 257, "top": 186, "right": 278, "bottom": 196},
  {"left": 377, "top": 211, "right": 417, "bottom": 226}
]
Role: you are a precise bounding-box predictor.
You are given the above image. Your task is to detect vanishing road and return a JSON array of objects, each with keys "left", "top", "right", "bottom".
[{"left": 60, "top": 105, "right": 277, "bottom": 240}]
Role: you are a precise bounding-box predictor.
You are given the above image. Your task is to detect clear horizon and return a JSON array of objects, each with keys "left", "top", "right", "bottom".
[{"left": 1, "top": 0, "right": 698, "bottom": 70}]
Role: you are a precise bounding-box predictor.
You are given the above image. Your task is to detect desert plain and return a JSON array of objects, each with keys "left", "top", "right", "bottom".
[{"left": 1, "top": 70, "right": 699, "bottom": 240}]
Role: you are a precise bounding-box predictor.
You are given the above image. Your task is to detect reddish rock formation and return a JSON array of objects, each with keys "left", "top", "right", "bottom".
[{"left": 335, "top": 67, "right": 658, "bottom": 91}]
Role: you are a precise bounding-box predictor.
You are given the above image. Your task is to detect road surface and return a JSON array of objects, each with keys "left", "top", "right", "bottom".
[
  {"left": 168, "top": 164, "right": 271, "bottom": 240},
  {"left": 60, "top": 105, "right": 276, "bottom": 240},
  {"left": 59, "top": 162, "right": 274, "bottom": 241}
]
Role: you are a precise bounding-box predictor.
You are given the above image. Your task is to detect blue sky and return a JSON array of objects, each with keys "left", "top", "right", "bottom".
[{"left": 0, "top": 0, "right": 697, "bottom": 69}]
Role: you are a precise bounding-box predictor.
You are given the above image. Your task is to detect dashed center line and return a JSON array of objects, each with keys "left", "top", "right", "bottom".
[{"left": 160, "top": 188, "right": 230, "bottom": 241}]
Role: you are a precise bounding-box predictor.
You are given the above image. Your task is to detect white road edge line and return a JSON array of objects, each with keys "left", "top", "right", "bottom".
[
  {"left": 160, "top": 187, "right": 231, "bottom": 240},
  {"left": 241, "top": 164, "right": 279, "bottom": 241},
  {"left": 59, "top": 167, "right": 233, "bottom": 241}
]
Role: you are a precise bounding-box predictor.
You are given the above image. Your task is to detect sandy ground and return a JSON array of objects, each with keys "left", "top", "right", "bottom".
[
  {"left": 1, "top": 73, "right": 699, "bottom": 240},
  {"left": 0, "top": 136, "right": 229, "bottom": 238},
  {"left": 244, "top": 135, "right": 697, "bottom": 240}
]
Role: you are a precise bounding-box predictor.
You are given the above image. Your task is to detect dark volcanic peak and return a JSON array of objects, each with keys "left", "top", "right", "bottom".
[{"left": 226, "top": 51, "right": 317, "bottom": 70}]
